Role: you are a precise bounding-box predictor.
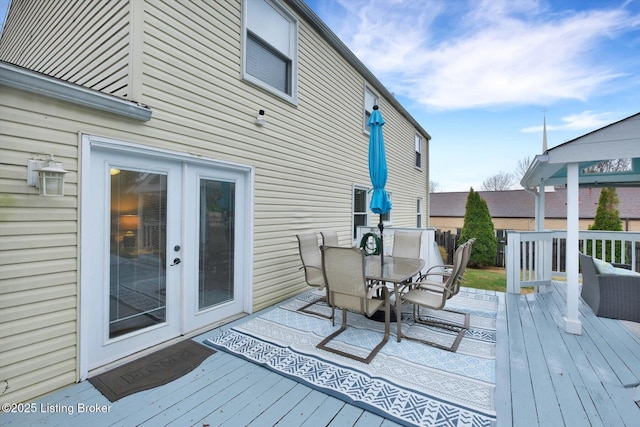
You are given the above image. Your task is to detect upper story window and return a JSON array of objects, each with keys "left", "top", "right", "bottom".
[
  {"left": 415, "top": 134, "right": 423, "bottom": 169},
  {"left": 363, "top": 85, "right": 379, "bottom": 133},
  {"left": 243, "top": 0, "right": 298, "bottom": 103}
]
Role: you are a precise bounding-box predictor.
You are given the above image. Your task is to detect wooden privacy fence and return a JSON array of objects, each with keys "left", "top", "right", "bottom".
[
  {"left": 434, "top": 230, "right": 458, "bottom": 264},
  {"left": 434, "top": 230, "right": 507, "bottom": 266}
]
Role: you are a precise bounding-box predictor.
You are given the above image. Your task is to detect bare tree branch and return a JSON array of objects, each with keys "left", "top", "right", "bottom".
[
  {"left": 514, "top": 156, "right": 532, "bottom": 184},
  {"left": 583, "top": 159, "right": 631, "bottom": 174},
  {"left": 481, "top": 171, "right": 515, "bottom": 191}
]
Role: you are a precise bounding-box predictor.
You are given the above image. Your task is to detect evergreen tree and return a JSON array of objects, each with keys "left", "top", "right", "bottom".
[
  {"left": 587, "top": 187, "right": 624, "bottom": 262},
  {"left": 460, "top": 188, "right": 497, "bottom": 267}
]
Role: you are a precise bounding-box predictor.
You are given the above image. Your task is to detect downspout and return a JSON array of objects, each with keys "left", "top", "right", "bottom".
[{"left": 523, "top": 185, "right": 542, "bottom": 231}]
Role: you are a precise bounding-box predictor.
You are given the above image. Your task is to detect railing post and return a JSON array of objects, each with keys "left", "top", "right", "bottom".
[{"left": 506, "top": 231, "right": 520, "bottom": 294}]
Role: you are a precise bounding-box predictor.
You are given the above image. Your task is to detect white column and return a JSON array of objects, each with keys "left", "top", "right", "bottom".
[
  {"left": 534, "top": 187, "right": 549, "bottom": 292},
  {"left": 536, "top": 187, "right": 545, "bottom": 231},
  {"left": 563, "top": 162, "right": 582, "bottom": 334}
]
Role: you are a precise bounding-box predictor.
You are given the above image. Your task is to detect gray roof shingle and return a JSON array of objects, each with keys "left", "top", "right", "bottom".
[{"left": 429, "top": 188, "right": 640, "bottom": 219}]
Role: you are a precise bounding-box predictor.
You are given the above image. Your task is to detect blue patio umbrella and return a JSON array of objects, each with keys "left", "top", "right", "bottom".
[{"left": 368, "top": 105, "right": 391, "bottom": 263}]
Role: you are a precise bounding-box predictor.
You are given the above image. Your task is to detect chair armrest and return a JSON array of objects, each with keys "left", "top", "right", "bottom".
[
  {"left": 426, "top": 263, "right": 453, "bottom": 270},
  {"left": 418, "top": 270, "right": 452, "bottom": 281},
  {"left": 413, "top": 280, "right": 448, "bottom": 293},
  {"left": 366, "top": 283, "right": 390, "bottom": 300}
]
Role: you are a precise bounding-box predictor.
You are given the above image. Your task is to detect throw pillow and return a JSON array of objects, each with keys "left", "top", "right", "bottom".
[{"left": 592, "top": 257, "right": 616, "bottom": 274}]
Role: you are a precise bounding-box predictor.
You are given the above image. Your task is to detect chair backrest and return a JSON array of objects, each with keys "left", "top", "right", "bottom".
[
  {"left": 444, "top": 243, "right": 467, "bottom": 291},
  {"left": 450, "top": 239, "right": 474, "bottom": 296},
  {"left": 579, "top": 252, "right": 600, "bottom": 312},
  {"left": 392, "top": 230, "right": 422, "bottom": 259},
  {"left": 320, "top": 230, "right": 339, "bottom": 247},
  {"left": 322, "top": 246, "right": 370, "bottom": 312},
  {"left": 296, "top": 232, "right": 324, "bottom": 288},
  {"left": 459, "top": 238, "right": 475, "bottom": 277}
]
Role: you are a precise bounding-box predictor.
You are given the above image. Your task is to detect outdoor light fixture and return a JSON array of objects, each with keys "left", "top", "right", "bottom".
[
  {"left": 27, "top": 155, "right": 68, "bottom": 196},
  {"left": 255, "top": 109, "right": 266, "bottom": 126}
]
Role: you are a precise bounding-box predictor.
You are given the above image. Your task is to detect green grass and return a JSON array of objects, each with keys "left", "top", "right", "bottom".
[
  {"left": 463, "top": 267, "right": 506, "bottom": 292},
  {"left": 463, "top": 267, "right": 535, "bottom": 293}
]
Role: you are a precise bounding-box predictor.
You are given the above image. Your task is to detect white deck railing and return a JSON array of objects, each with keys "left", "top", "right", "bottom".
[{"left": 506, "top": 230, "right": 640, "bottom": 293}]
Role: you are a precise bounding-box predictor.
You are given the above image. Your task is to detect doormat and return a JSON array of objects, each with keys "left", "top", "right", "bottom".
[{"left": 89, "top": 340, "right": 216, "bottom": 402}]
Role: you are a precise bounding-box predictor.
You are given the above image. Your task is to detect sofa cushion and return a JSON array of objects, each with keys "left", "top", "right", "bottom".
[
  {"left": 593, "top": 257, "right": 616, "bottom": 274},
  {"left": 612, "top": 266, "right": 640, "bottom": 277}
]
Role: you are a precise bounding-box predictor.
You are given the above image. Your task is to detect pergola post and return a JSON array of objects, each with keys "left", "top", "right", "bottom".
[
  {"left": 563, "top": 162, "right": 582, "bottom": 334},
  {"left": 535, "top": 186, "right": 545, "bottom": 231}
]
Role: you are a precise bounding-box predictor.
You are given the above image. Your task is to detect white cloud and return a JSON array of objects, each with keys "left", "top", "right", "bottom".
[
  {"left": 330, "top": 0, "right": 637, "bottom": 110},
  {"left": 521, "top": 110, "right": 618, "bottom": 132}
]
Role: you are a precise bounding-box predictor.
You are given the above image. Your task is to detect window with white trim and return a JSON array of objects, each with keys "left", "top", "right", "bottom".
[
  {"left": 243, "top": 0, "right": 298, "bottom": 102},
  {"left": 416, "top": 198, "right": 423, "bottom": 228},
  {"left": 415, "top": 134, "right": 423, "bottom": 169},
  {"left": 363, "top": 85, "right": 379, "bottom": 133},
  {"left": 353, "top": 187, "right": 369, "bottom": 240}
]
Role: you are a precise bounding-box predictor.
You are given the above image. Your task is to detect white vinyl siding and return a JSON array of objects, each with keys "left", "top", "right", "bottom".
[
  {"left": 0, "top": 0, "right": 131, "bottom": 98},
  {"left": 0, "top": 0, "right": 429, "bottom": 404},
  {"left": 0, "top": 89, "right": 79, "bottom": 405}
]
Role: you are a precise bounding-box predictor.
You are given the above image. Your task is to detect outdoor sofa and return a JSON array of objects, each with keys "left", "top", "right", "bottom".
[{"left": 579, "top": 252, "right": 640, "bottom": 323}]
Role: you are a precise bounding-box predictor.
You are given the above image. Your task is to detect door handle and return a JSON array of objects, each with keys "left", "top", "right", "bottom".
[{"left": 170, "top": 258, "right": 181, "bottom": 266}]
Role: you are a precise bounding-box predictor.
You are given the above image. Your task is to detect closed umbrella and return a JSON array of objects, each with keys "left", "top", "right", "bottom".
[{"left": 368, "top": 105, "right": 391, "bottom": 264}]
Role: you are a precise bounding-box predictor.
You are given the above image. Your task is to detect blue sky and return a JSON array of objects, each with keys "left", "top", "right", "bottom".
[
  {"left": 1, "top": 1, "right": 638, "bottom": 191},
  {"left": 0, "top": 0, "right": 8, "bottom": 35},
  {"left": 305, "top": 0, "right": 640, "bottom": 191}
]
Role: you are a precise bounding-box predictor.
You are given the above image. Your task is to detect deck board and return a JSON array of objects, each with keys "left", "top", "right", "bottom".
[
  {"left": 534, "top": 291, "right": 601, "bottom": 427},
  {"left": 498, "top": 282, "right": 640, "bottom": 427},
  {"left": 2, "top": 283, "right": 639, "bottom": 426},
  {"left": 519, "top": 293, "right": 567, "bottom": 425},
  {"left": 494, "top": 292, "right": 513, "bottom": 427}
]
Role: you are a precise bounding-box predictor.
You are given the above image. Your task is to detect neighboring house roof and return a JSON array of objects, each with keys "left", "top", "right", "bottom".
[{"left": 429, "top": 188, "right": 640, "bottom": 219}]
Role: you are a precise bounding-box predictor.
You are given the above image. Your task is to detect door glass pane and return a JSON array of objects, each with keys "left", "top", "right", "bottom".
[
  {"left": 199, "top": 179, "right": 235, "bottom": 310},
  {"left": 109, "top": 169, "right": 167, "bottom": 338}
]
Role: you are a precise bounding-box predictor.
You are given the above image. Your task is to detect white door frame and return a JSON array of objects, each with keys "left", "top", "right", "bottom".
[{"left": 79, "top": 135, "right": 254, "bottom": 379}]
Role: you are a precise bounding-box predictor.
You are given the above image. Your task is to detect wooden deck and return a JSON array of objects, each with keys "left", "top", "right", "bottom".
[
  {"left": 2, "top": 282, "right": 639, "bottom": 426},
  {"left": 497, "top": 281, "right": 640, "bottom": 427}
]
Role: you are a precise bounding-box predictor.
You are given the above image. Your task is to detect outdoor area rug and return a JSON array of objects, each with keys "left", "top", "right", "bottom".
[
  {"left": 89, "top": 340, "right": 216, "bottom": 402},
  {"left": 205, "top": 288, "right": 497, "bottom": 427}
]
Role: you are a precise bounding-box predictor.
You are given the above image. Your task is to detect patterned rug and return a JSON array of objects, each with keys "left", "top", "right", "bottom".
[{"left": 205, "top": 288, "right": 498, "bottom": 427}]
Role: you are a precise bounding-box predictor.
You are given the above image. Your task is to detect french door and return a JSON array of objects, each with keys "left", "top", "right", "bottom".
[{"left": 83, "top": 141, "right": 249, "bottom": 370}]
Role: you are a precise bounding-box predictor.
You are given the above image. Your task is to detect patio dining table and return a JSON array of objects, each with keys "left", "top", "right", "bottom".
[{"left": 365, "top": 256, "right": 425, "bottom": 341}]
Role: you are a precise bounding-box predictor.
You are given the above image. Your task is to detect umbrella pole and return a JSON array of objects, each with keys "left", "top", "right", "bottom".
[{"left": 378, "top": 216, "right": 384, "bottom": 266}]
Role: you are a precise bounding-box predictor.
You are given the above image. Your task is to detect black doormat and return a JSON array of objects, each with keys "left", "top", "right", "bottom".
[{"left": 89, "top": 340, "right": 216, "bottom": 402}]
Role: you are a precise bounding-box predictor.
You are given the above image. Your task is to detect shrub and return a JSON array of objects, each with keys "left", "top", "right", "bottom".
[{"left": 460, "top": 188, "right": 497, "bottom": 267}]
